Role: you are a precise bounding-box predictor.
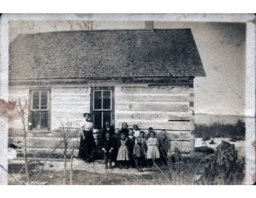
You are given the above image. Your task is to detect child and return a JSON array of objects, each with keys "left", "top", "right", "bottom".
[
  {"left": 133, "top": 131, "right": 146, "bottom": 170},
  {"left": 145, "top": 127, "right": 154, "bottom": 139},
  {"left": 111, "top": 128, "right": 121, "bottom": 167},
  {"left": 158, "top": 130, "right": 170, "bottom": 165},
  {"left": 102, "top": 132, "right": 114, "bottom": 169},
  {"left": 103, "top": 121, "right": 114, "bottom": 141},
  {"left": 119, "top": 122, "right": 129, "bottom": 137},
  {"left": 116, "top": 133, "right": 130, "bottom": 169},
  {"left": 146, "top": 131, "right": 160, "bottom": 167},
  {"left": 127, "top": 129, "right": 136, "bottom": 168},
  {"left": 133, "top": 124, "right": 141, "bottom": 138}
]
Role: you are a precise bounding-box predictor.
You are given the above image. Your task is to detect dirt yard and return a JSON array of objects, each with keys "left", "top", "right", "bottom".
[{"left": 8, "top": 159, "right": 236, "bottom": 185}]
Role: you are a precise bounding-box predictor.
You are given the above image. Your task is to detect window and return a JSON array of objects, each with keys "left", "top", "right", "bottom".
[
  {"left": 92, "top": 89, "right": 113, "bottom": 129},
  {"left": 30, "top": 90, "right": 50, "bottom": 131}
]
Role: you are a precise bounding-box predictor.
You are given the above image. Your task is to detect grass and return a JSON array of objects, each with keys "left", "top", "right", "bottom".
[{"left": 8, "top": 154, "right": 244, "bottom": 185}]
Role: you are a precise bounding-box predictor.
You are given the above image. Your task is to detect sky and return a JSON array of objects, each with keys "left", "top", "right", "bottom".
[{"left": 9, "top": 21, "right": 246, "bottom": 116}]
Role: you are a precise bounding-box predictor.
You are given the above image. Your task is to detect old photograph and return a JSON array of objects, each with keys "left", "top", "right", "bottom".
[{"left": 0, "top": 14, "right": 255, "bottom": 185}]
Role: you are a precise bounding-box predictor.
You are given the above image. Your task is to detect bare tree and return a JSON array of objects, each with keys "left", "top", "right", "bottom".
[
  {"left": 15, "top": 98, "right": 31, "bottom": 184},
  {"left": 66, "top": 20, "right": 94, "bottom": 31},
  {"left": 60, "top": 120, "right": 73, "bottom": 185}
]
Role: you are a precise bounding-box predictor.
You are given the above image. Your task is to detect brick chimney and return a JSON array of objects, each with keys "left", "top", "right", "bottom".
[{"left": 145, "top": 21, "right": 154, "bottom": 32}]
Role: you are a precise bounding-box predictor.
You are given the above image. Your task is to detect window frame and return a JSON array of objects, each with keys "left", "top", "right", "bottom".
[
  {"left": 90, "top": 86, "right": 115, "bottom": 130},
  {"left": 92, "top": 90, "right": 112, "bottom": 111},
  {"left": 31, "top": 90, "right": 49, "bottom": 111},
  {"left": 29, "top": 88, "right": 51, "bottom": 132}
]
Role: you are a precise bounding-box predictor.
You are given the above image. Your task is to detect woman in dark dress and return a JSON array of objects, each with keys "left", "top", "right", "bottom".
[{"left": 78, "top": 113, "right": 96, "bottom": 162}]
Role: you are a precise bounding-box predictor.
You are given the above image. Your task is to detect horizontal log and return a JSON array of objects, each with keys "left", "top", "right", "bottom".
[
  {"left": 115, "top": 103, "right": 188, "bottom": 112},
  {"left": 52, "top": 87, "right": 89, "bottom": 94},
  {"left": 165, "top": 131, "right": 191, "bottom": 140},
  {"left": 117, "top": 86, "right": 191, "bottom": 94},
  {"left": 18, "top": 148, "right": 79, "bottom": 158},
  {"left": 115, "top": 95, "right": 189, "bottom": 103},
  {"left": 170, "top": 140, "right": 192, "bottom": 153},
  {"left": 52, "top": 103, "right": 89, "bottom": 110},
  {"left": 52, "top": 107, "right": 89, "bottom": 113},
  {"left": 9, "top": 93, "right": 29, "bottom": 101},
  {"left": 9, "top": 137, "right": 81, "bottom": 149},
  {"left": 51, "top": 112, "right": 85, "bottom": 120},
  {"left": 116, "top": 111, "right": 191, "bottom": 121},
  {"left": 115, "top": 120, "right": 191, "bottom": 130},
  {"left": 52, "top": 96, "right": 89, "bottom": 103},
  {"left": 9, "top": 88, "right": 29, "bottom": 94}
]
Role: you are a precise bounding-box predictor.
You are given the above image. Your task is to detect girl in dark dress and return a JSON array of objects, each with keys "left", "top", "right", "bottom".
[
  {"left": 127, "top": 129, "right": 136, "bottom": 168},
  {"left": 78, "top": 113, "right": 96, "bottom": 162},
  {"left": 111, "top": 128, "right": 121, "bottom": 167},
  {"left": 119, "top": 122, "right": 129, "bottom": 137}
]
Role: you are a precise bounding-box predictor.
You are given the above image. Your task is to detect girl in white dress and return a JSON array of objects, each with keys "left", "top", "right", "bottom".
[
  {"left": 146, "top": 131, "right": 160, "bottom": 167},
  {"left": 133, "top": 124, "right": 141, "bottom": 138},
  {"left": 116, "top": 133, "right": 130, "bottom": 169}
]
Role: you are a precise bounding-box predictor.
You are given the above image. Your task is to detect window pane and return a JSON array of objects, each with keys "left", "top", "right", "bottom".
[
  {"left": 93, "top": 111, "right": 102, "bottom": 129},
  {"left": 32, "top": 111, "right": 41, "bottom": 129},
  {"left": 103, "top": 91, "right": 111, "bottom": 109},
  {"left": 103, "top": 111, "right": 111, "bottom": 127},
  {"left": 41, "top": 91, "right": 48, "bottom": 109},
  {"left": 41, "top": 111, "right": 48, "bottom": 128},
  {"left": 32, "top": 92, "right": 40, "bottom": 109},
  {"left": 94, "top": 91, "right": 102, "bottom": 109}
]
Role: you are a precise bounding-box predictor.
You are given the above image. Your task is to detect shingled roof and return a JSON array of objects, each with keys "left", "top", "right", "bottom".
[{"left": 9, "top": 29, "right": 206, "bottom": 80}]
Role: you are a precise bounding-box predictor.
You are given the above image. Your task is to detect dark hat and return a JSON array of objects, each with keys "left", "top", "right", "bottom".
[
  {"left": 83, "top": 113, "right": 90, "bottom": 117},
  {"left": 122, "top": 122, "right": 128, "bottom": 127}
]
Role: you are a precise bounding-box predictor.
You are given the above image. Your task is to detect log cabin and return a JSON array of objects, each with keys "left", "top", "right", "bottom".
[{"left": 8, "top": 21, "right": 206, "bottom": 159}]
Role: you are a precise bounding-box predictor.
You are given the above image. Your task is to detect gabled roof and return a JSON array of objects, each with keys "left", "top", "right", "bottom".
[{"left": 9, "top": 29, "right": 206, "bottom": 80}]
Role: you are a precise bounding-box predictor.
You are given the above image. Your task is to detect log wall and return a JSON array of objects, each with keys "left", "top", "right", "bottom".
[
  {"left": 115, "top": 85, "right": 193, "bottom": 153},
  {"left": 8, "top": 82, "right": 194, "bottom": 158},
  {"left": 8, "top": 87, "right": 29, "bottom": 128},
  {"left": 115, "top": 86, "right": 192, "bottom": 130},
  {"left": 51, "top": 87, "right": 90, "bottom": 129}
]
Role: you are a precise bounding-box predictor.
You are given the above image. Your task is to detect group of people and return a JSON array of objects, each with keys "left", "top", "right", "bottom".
[{"left": 77, "top": 113, "right": 172, "bottom": 171}]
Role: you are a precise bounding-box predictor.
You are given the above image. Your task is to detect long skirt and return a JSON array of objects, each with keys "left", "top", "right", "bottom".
[
  {"left": 117, "top": 146, "right": 130, "bottom": 161},
  {"left": 147, "top": 145, "right": 160, "bottom": 159},
  {"left": 78, "top": 130, "right": 97, "bottom": 161}
]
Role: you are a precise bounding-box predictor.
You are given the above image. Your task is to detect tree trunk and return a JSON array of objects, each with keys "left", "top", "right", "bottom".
[
  {"left": 70, "top": 150, "right": 73, "bottom": 185},
  {"left": 23, "top": 126, "right": 31, "bottom": 185},
  {"left": 63, "top": 141, "right": 67, "bottom": 185}
]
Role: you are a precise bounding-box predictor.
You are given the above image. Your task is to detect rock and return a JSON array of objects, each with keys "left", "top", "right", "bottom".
[{"left": 195, "top": 146, "right": 214, "bottom": 154}]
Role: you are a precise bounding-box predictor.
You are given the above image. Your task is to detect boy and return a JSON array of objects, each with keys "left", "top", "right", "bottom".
[
  {"left": 133, "top": 131, "right": 146, "bottom": 170},
  {"left": 102, "top": 121, "right": 114, "bottom": 141},
  {"left": 102, "top": 132, "right": 114, "bottom": 169},
  {"left": 127, "top": 129, "right": 136, "bottom": 168},
  {"left": 158, "top": 130, "right": 170, "bottom": 165},
  {"left": 145, "top": 127, "right": 154, "bottom": 139},
  {"left": 111, "top": 128, "right": 121, "bottom": 167}
]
